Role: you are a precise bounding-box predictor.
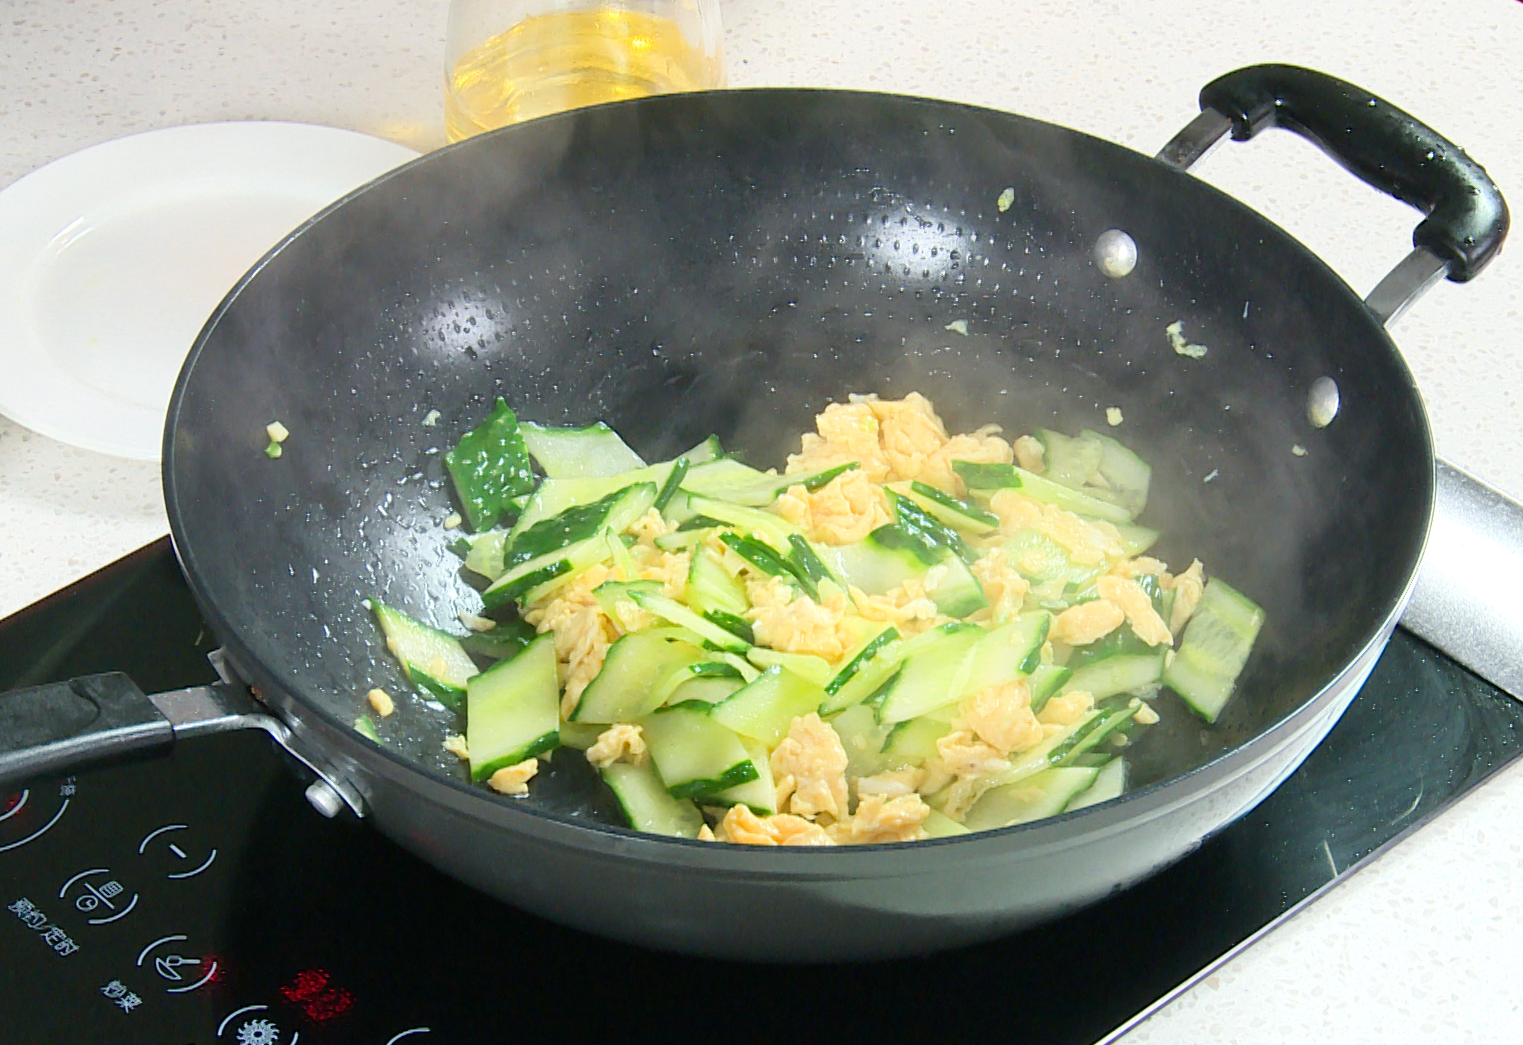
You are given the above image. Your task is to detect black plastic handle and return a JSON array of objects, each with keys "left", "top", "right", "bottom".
[
  {"left": 1200, "top": 64, "right": 1508, "bottom": 282},
  {"left": 0, "top": 673, "right": 172, "bottom": 788}
]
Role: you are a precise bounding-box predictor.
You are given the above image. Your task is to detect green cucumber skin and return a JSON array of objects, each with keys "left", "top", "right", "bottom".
[
  {"left": 467, "top": 633, "right": 562, "bottom": 781},
  {"left": 520, "top": 420, "right": 647, "bottom": 479},
  {"left": 825, "top": 626, "right": 901, "bottom": 697},
  {"left": 570, "top": 632, "right": 705, "bottom": 723},
  {"left": 444, "top": 397, "right": 537, "bottom": 532},
  {"left": 602, "top": 761, "right": 706, "bottom": 838}
]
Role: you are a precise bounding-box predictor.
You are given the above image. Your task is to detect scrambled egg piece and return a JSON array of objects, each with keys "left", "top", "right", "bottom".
[
  {"left": 923, "top": 425, "right": 1013, "bottom": 495},
  {"left": 1095, "top": 574, "right": 1172, "bottom": 647},
  {"left": 962, "top": 680, "right": 1044, "bottom": 755},
  {"left": 787, "top": 399, "right": 891, "bottom": 481},
  {"left": 635, "top": 547, "right": 692, "bottom": 599},
  {"left": 774, "top": 469, "right": 891, "bottom": 545},
  {"left": 487, "top": 758, "right": 539, "bottom": 796},
  {"left": 443, "top": 733, "right": 470, "bottom": 761},
  {"left": 921, "top": 729, "right": 1014, "bottom": 820},
  {"left": 989, "top": 489, "right": 1124, "bottom": 564},
  {"left": 628, "top": 507, "right": 673, "bottom": 548},
  {"left": 1013, "top": 434, "right": 1045, "bottom": 473},
  {"left": 862, "top": 392, "right": 951, "bottom": 485},
  {"left": 524, "top": 565, "right": 619, "bottom": 716},
  {"left": 746, "top": 576, "right": 856, "bottom": 659},
  {"left": 855, "top": 766, "right": 926, "bottom": 798},
  {"left": 366, "top": 687, "right": 395, "bottom": 718},
  {"left": 1051, "top": 599, "right": 1125, "bottom": 645},
  {"left": 720, "top": 805, "right": 834, "bottom": 846},
  {"left": 829, "top": 794, "right": 931, "bottom": 844},
  {"left": 847, "top": 573, "right": 946, "bottom": 635},
  {"left": 697, "top": 823, "right": 717, "bottom": 842},
  {"left": 585, "top": 724, "right": 647, "bottom": 770},
  {"left": 1165, "top": 559, "right": 1205, "bottom": 633},
  {"left": 1111, "top": 556, "right": 1169, "bottom": 579},
  {"left": 770, "top": 713, "right": 850, "bottom": 819},
  {"left": 970, "top": 548, "right": 1031, "bottom": 623},
  {"left": 1038, "top": 689, "right": 1095, "bottom": 727}
]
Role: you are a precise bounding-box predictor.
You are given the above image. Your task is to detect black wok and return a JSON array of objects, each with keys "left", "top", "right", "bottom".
[{"left": 0, "top": 65, "right": 1507, "bottom": 960}]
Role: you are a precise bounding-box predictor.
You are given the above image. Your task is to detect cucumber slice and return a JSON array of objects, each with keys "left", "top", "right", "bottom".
[
  {"left": 710, "top": 738, "right": 778, "bottom": 815},
  {"left": 682, "top": 435, "right": 725, "bottom": 465},
  {"left": 830, "top": 702, "right": 893, "bottom": 781},
  {"left": 889, "top": 492, "right": 977, "bottom": 564},
  {"left": 651, "top": 659, "right": 745, "bottom": 705},
  {"left": 559, "top": 720, "right": 605, "bottom": 750},
  {"left": 685, "top": 494, "right": 802, "bottom": 550},
  {"left": 481, "top": 530, "right": 612, "bottom": 609},
  {"left": 520, "top": 420, "right": 646, "bottom": 478},
  {"left": 879, "top": 714, "right": 953, "bottom": 765},
  {"left": 895, "top": 481, "right": 998, "bottom": 534},
  {"left": 745, "top": 647, "right": 833, "bottom": 687},
  {"left": 876, "top": 624, "right": 985, "bottom": 724},
  {"left": 1080, "top": 428, "right": 1151, "bottom": 515},
  {"left": 1000, "top": 528, "right": 1104, "bottom": 587},
  {"left": 709, "top": 666, "right": 828, "bottom": 747},
  {"left": 571, "top": 632, "right": 705, "bottom": 723},
  {"left": 462, "top": 527, "right": 513, "bottom": 581},
  {"left": 653, "top": 457, "right": 690, "bottom": 512},
  {"left": 956, "top": 461, "right": 1133, "bottom": 524},
  {"left": 626, "top": 588, "right": 750, "bottom": 653},
  {"left": 922, "top": 809, "right": 970, "bottom": 837},
  {"left": 444, "top": 398, "right": 536, "bottom": 532},
  {"left": 466, "top": 633, "right": 560, "bottom": 781},
  {"left": 686, "top": 548, "right": 750, "bottom": 618},
  {"left": 988, "top": 710, "right": 1101, "bottom": 787},
  {"left": 1112, "top": 521, "right": 1161, "bottom": 557},
  {"left": 1062, "top": 651, "right": 1166, "bottom": 701},
  {"left": 1027, "top": 663, "right": 1072, "bottom": 712},
  {"left": 504, "top": 482, "right": 656, "bottom": 571},
  {"left": 960, "top": 613, "right": 1050, "bottom": 696},
  {"left": 1035, "top": 429, "right": 1103, "bottom": 489},
  {"left": 602, "top": 760, "right": 706, "bottom": 837},
  {"left": 371, "top": 601, "right": 479, "bottom": 710},
  {"left": 824, "top": 626, "right": 900, "bottom": 701},
  {"left": 510, "top": 462, "right": 675, "bottom": 537},
  {"left": 1050, "top": 704, "right": 1139, "bottom": 765},
  {"left": 1066, "top": 757, "right": 1128, "bottom": 811},
  {"left": 1163, "top": 577, "right": 1265, "bottom": 722},
  {"left": 680, "top": 458, "right": 857, "bottom": 506},
  {"left": 641, "top": 705, "right": 759, "bottom": 799},
  {"left": 665, "top": 674, "right": 745, "bottom": 708},
  {"left": 459, "top": 618, "right": 536, "bottom": 661},
  {"left": 822, "top": 529, "right": 987, "bottom": 617},
  {"left": 820, "top": 643, "right": 905, "bottom": 715},
  {"left": 961, "top": 766, "right": 1100, "bottom": 831}
]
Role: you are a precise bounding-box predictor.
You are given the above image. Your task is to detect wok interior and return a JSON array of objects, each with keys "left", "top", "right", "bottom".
[{"left": 167, "top": 90, "right": 1431, "bottom": 824}]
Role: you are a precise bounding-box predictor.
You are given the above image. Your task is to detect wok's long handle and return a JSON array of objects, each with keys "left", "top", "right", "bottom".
[
  {"left": 1158, "top": 64, "right": 1509, "bottom": 325},
  {"left": 0, "top": 672, "right": 365, "bottom": 817},
  {"left": 1403, "top": 461, "right": 1523, "bottom": 703}
]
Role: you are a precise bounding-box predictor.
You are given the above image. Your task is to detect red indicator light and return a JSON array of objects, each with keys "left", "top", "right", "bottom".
[
  {"left": 279, "top": 968, "right": 355, "bottom": 1024},
  {"left": 1, "top": 793, "right": 22, "bottom": 817}
]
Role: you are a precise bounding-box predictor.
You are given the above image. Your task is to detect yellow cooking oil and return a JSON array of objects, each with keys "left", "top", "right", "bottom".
[{"left": 445, "top": 8, "right": 722, "bottom": 141}]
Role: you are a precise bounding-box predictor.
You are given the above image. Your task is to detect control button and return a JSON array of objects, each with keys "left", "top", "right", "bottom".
[
  {"left": 136, "top": 934, "right": 219, "bottom": 993},
  {"left": 0, "top": 780, "right": 73, "bottom": 854},
  {"left": 217, "top": 1004, "right": 301, "bottom": 1045},
  {"left": 138, "top": 823, "right": 218, "bottom": 879},
  {"left": 59, "top": 867, "right": 140, "bottom": 925}
]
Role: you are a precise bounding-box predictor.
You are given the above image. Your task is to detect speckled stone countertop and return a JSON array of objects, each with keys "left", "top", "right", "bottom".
[{"left": 2, "top": 0, "right": 1521, "bottom": 1039}]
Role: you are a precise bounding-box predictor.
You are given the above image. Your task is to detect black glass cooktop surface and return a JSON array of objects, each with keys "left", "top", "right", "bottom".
[{"left": 2, "top": 539, "right": 1521, "bottom": 1045}]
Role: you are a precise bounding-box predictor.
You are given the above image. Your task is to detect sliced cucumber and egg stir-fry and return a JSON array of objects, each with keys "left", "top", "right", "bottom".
[{"left": 365, "top": 393, "right": 1263, "bottom": 845}]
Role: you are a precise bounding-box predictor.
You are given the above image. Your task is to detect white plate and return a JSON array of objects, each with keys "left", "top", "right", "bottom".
[{"left": 0, "top": 122, "right": 419, "bottom": 460}]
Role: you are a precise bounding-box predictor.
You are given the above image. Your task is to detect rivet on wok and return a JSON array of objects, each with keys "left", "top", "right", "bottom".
[
  {"left": 1308, "top": 377, "right": 1340, "bottom": 428},
  {"left": 1094, "top": 229, "right": 1137, "bottom": 278}
]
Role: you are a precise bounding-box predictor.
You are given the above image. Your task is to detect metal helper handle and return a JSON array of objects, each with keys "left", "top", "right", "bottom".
[
  {"left": 0, "top": 671, "right": 365, "bottom": 817},
  {"left": 1157, "top": 63, "right": 1510, "bottom": 324}
]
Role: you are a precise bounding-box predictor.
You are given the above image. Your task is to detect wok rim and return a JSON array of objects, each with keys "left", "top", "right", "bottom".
[{"left": 163, "top": 85, "right": 1438, "bottom": 861}]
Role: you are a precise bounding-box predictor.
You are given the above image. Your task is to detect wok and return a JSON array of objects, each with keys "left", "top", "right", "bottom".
[{"left": 0, "top": 65, "right": 1508, "bottom": 960}]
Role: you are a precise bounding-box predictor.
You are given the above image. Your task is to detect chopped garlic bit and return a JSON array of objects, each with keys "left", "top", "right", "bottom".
[
  {"left": 443, "top": 734, "right": 470, "bottom": 761},
  {"left": 944, "top": 319, "right": 969, "bottom": 335},
  {"left": 1105, "top": 406, "right": 1123, "bottom": 427},
  {"left": 1133, "top": 700, "right": 1161, "bottom": 726},
  {"left": 1292, "top": 444, "right": 1308, "bottom": 457},
  {"left": 1166, "top": 320, "right": 1209, "bottom": 359},
  {"left": 996, "top": 187, "right": 1015, "bottom": 212},
  {"left": 421, "top": 408, "right": 441, "bottom": 427},
  {"left": 366, "top": 687, "right": 396, "bottom": 718},
  {"left": 443, "top": 512, "right": 463, "bottom": 529},
  {"left": 487, "top": 758, "right": 538, "bottom": 796},
  {"left": 266, "top": 421, "right": 290, "bottom": 443}
]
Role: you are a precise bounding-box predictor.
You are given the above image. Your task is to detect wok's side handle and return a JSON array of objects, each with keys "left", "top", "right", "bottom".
[
  {"left": 1402, "top": 461, "right": 1523, "bottom": 705},
  {"left": 0, "top": 674, "right": 173, "bottom": 785},
  {"left": 0, "top": 674, "right": 365, "bottom": 818},
  {"left": 1159, "top": 64, "right": 1509, "bottom": 324}
]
